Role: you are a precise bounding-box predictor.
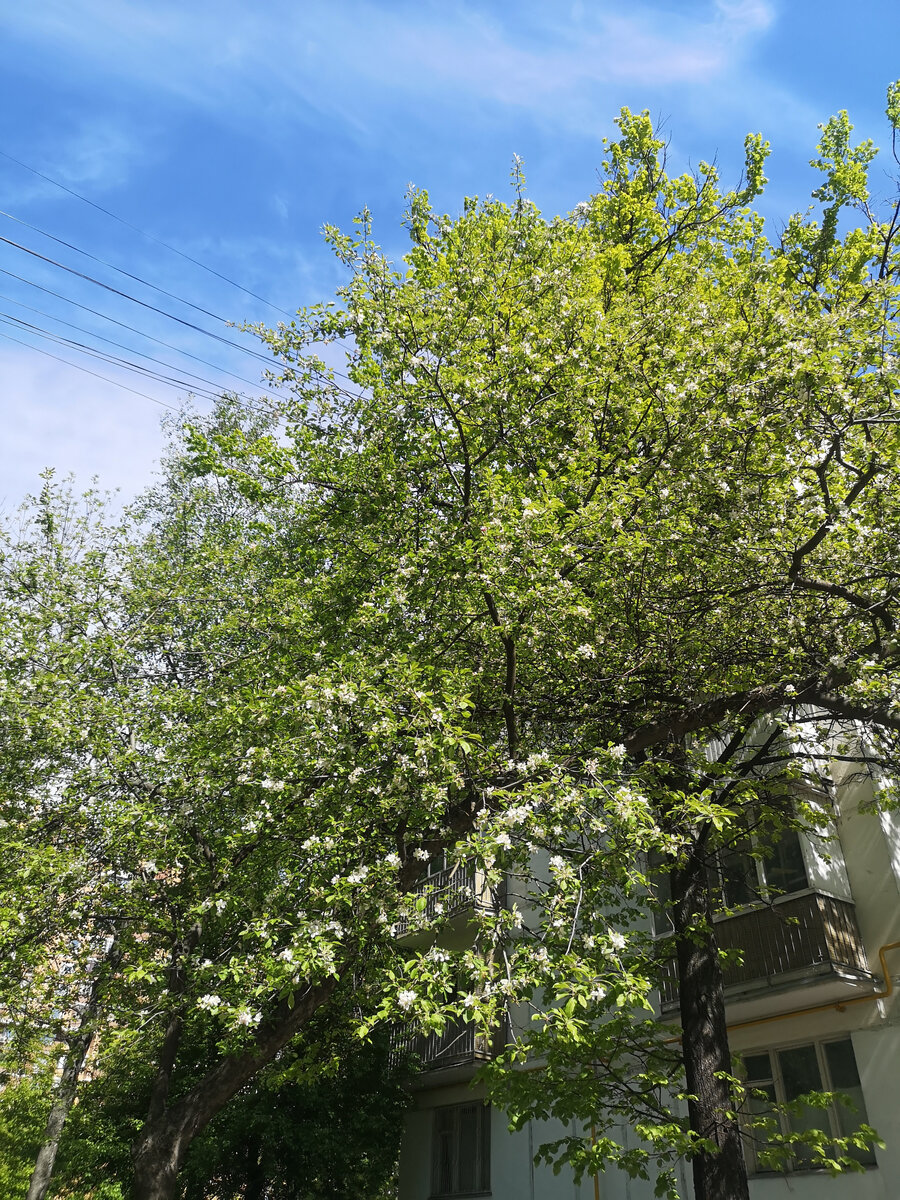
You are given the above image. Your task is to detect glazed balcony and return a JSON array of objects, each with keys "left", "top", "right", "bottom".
[{"left": 659, "top": 890, "right": 873, "bottom": 1013}]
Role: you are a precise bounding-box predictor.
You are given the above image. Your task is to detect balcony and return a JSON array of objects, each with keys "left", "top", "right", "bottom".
[
  {"left": 394, "top": 861, "right": 500, "bottom": 948},
  {"left": 659, "top": 891, "right": 873, "bottom": 1013},
  {"left": 391, "top": 1013, "right": 506, "bottom": 1072}
]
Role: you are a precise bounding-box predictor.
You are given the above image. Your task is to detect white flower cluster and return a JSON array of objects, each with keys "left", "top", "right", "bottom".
[
  {"left": 398, "top": 989, "right": 417, "bottom": 1010},
  {"left": 498, "top": 804, "right": 531, "bottom": 827},
  {"left": 235, "top": 1008, "right": 262, "bottom": 1027}
]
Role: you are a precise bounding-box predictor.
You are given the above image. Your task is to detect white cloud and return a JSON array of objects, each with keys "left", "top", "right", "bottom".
[
  {"left": 0, "top": 1, "right": 779, "bottom": 138},
  {"left": 0, "top": 112, "right": 158, "bottom": 212},
  {"left": 54, "top": 118, "right": 149, "bottom": 191},
  {"left": 714, "top": 0, "right": 775, "bottom": 36}
]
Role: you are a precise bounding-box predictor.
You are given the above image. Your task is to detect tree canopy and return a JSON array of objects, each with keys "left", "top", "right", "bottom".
[{"left": 2, "top": 89, "right": 900, "bottom": 1200}]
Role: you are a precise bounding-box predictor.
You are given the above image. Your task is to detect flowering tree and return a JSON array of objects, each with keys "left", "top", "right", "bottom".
[
  {"left": 4, "top": 86, "right": 900, "bottom": 1200},
  {"left": 0, "top": 469, "right": 487, "bottom": 1200},
  {"left": 220, "top": 91, "right": 898, "bottom": 1200}
]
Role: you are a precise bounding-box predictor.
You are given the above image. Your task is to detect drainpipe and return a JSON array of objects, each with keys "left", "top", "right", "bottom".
[{"left": 726, "top": 939, "right": 900, "bottom": 1034}]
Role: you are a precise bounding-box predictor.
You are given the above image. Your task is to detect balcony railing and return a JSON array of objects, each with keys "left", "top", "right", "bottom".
[
  {"left": 659, "top": 891, "right": 870, "bottom": 1009},
  {"left": 394, "top": 861, "right": 500, "bottom": 940},
  {"left": 391, "top": 1013, "right": 506, "bottom": 1070}
]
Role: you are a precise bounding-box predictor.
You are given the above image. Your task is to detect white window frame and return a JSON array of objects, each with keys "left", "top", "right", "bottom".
[
  {"left": 741, "top": 1035, "right": 876, "bottom": 1173},
  {"left": 650, "top": 821, "right": 810, "bottom": 936}
]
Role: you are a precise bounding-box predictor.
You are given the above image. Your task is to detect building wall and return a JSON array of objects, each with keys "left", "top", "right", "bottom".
[{"left": 398, "top": 756, "right": 900, "bottom": 1200}]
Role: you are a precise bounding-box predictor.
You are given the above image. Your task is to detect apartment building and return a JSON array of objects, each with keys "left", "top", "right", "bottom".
[{"left": 396, "top": 755, "right": 900, "bottom": 1200}]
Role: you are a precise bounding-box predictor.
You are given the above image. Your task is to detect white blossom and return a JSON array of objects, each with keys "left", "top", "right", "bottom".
[{"left": 398, "top": 989, "right": 417, "bottom": 1010}]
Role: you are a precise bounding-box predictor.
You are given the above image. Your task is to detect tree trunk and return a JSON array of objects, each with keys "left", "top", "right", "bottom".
[
  {"left": 128, "top": 974, "right": 340, "bottom": 1200},
  {"left": 26, "top": 938, "right": 120, "bottom": 1200},
  {"left": 25, "top": 1028, "right": 94, "bottom": 1200},
  {"left": 671, "top": 837, "right": 750, "bottom": 1200},
  {"left": 243, "top": 1131, "right": 266, "bottom": 1200}
]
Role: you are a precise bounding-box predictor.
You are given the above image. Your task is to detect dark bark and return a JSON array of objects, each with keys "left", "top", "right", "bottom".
[
  {"left": 671, "top": 837, "right": 750, "bottom": 1200},
  {"left": 128, "top": 975, "right": 339, "bottom": 1200},
  {"left": 243, "top": 1132, "right": 266, "bottom": 1200}
]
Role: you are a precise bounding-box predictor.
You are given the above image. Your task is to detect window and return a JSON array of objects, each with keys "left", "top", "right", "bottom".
[
  {"left": 742, "top": 1037, "right": 876, "bottom": 1172},
  {"left": 425, "top": 851, "right": 450, "bottom": 879},
  {"left": 709, "top": 825, "right": 808, "bottom": 910},
  {"left": 651, "top": 824, "right": 809, "bottom": 934},
  {"left": 431, "top": 1102, "right": 491, "bottom": 1196}
]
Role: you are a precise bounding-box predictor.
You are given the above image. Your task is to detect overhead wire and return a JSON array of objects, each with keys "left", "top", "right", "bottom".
[
  {"left": 0, "top": 312, "right": 224, "bottom": 401},
  {"left": 0, "top": 159, "right": 371, "bottom": 411},
  {"left": 0, "top": 232, "right": 279, "bottom": 368},
  {"left": 0, "top": 265, "right": 275, "bottom": 391},
  {"left": 0, "top": 207, "right": 245, "bottom": 326},
  {"left": 0, "top": 290, "right": 287, "bottom": 404},
  {"left": 0, "top": 327, "right": 180, "bottom": 411},
  {"left": 0, "top": 258, "right": 367, "bottom": 410},
  {"left": 0, "top": 176, "right": 373, "bottom": 394},
  {"left": 0, "top": 147, "right": 295, "bottom": 319}
]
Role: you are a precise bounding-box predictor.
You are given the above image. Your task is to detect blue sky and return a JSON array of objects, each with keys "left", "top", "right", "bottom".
[{"left": 0, "top": 0, "right": 897, "bottom": 509}]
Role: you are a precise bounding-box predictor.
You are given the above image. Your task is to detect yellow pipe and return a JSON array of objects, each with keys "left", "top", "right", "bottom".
[
  {"left": 661, "top": 940, "right": 900, "bottom": 1043},
  {"left": 726, "top": 938, "right": 900, "bottom": 1034}
]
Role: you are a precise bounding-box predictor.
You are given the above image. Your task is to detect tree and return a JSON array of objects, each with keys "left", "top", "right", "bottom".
[
  {"left": 3, "top": 86, "right": 900, "bottom": 1200},
  {"left": 204, "top": 92, "right": 897, "bottom": 1198},
  {"left": 39, "top": 1023, "right": 409, "bottom": 1200},
  {"left": 0, "top": 454, "right": 483, "bottom": 1200}
]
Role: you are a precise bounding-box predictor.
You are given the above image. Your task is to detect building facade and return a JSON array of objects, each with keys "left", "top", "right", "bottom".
[{"left": 397, "top": 754, "right": 900, "bottom": 1200}]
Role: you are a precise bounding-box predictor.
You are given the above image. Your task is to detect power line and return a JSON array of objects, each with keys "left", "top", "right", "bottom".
[
  {"left": 0, "top": 154, "right": 376, "bottom": 406},
  {"left": 0, "top": 312, "right": 224, "bottom": 401},
  {"left": 0, "top": 260, "right": 365, "bottom": 408},
  {"left": 0, "top": 232, "right": 279, "bottom": 368},
  {"left": 0, "top": 291, "right": 286, "bottom": 404},
  {"left": 0, "top": 265, "right": 273, "bottom": 391},
  {"left": 0, "top": 327, "right": 180, "bottom": 411},
  {"left": 0, "top": 207, "right": 242, "bottom": 326},
  {"left": 0, "top": 147, "right": 295, "bottom": 319}
]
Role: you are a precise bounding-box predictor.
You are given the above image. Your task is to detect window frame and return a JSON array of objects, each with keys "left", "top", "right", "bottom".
[
  {"left": 709, "top": 822, "right": 809, "bottom": 911},
  {"left": 430, "top": 1100, "right": 491, "bottom": 1198},
  {"left": 650, "top": 821, "right": 810, "bottom": 936},
  {"left": 740, "top": 1035, "right": 876, "bottom": 1174}
]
